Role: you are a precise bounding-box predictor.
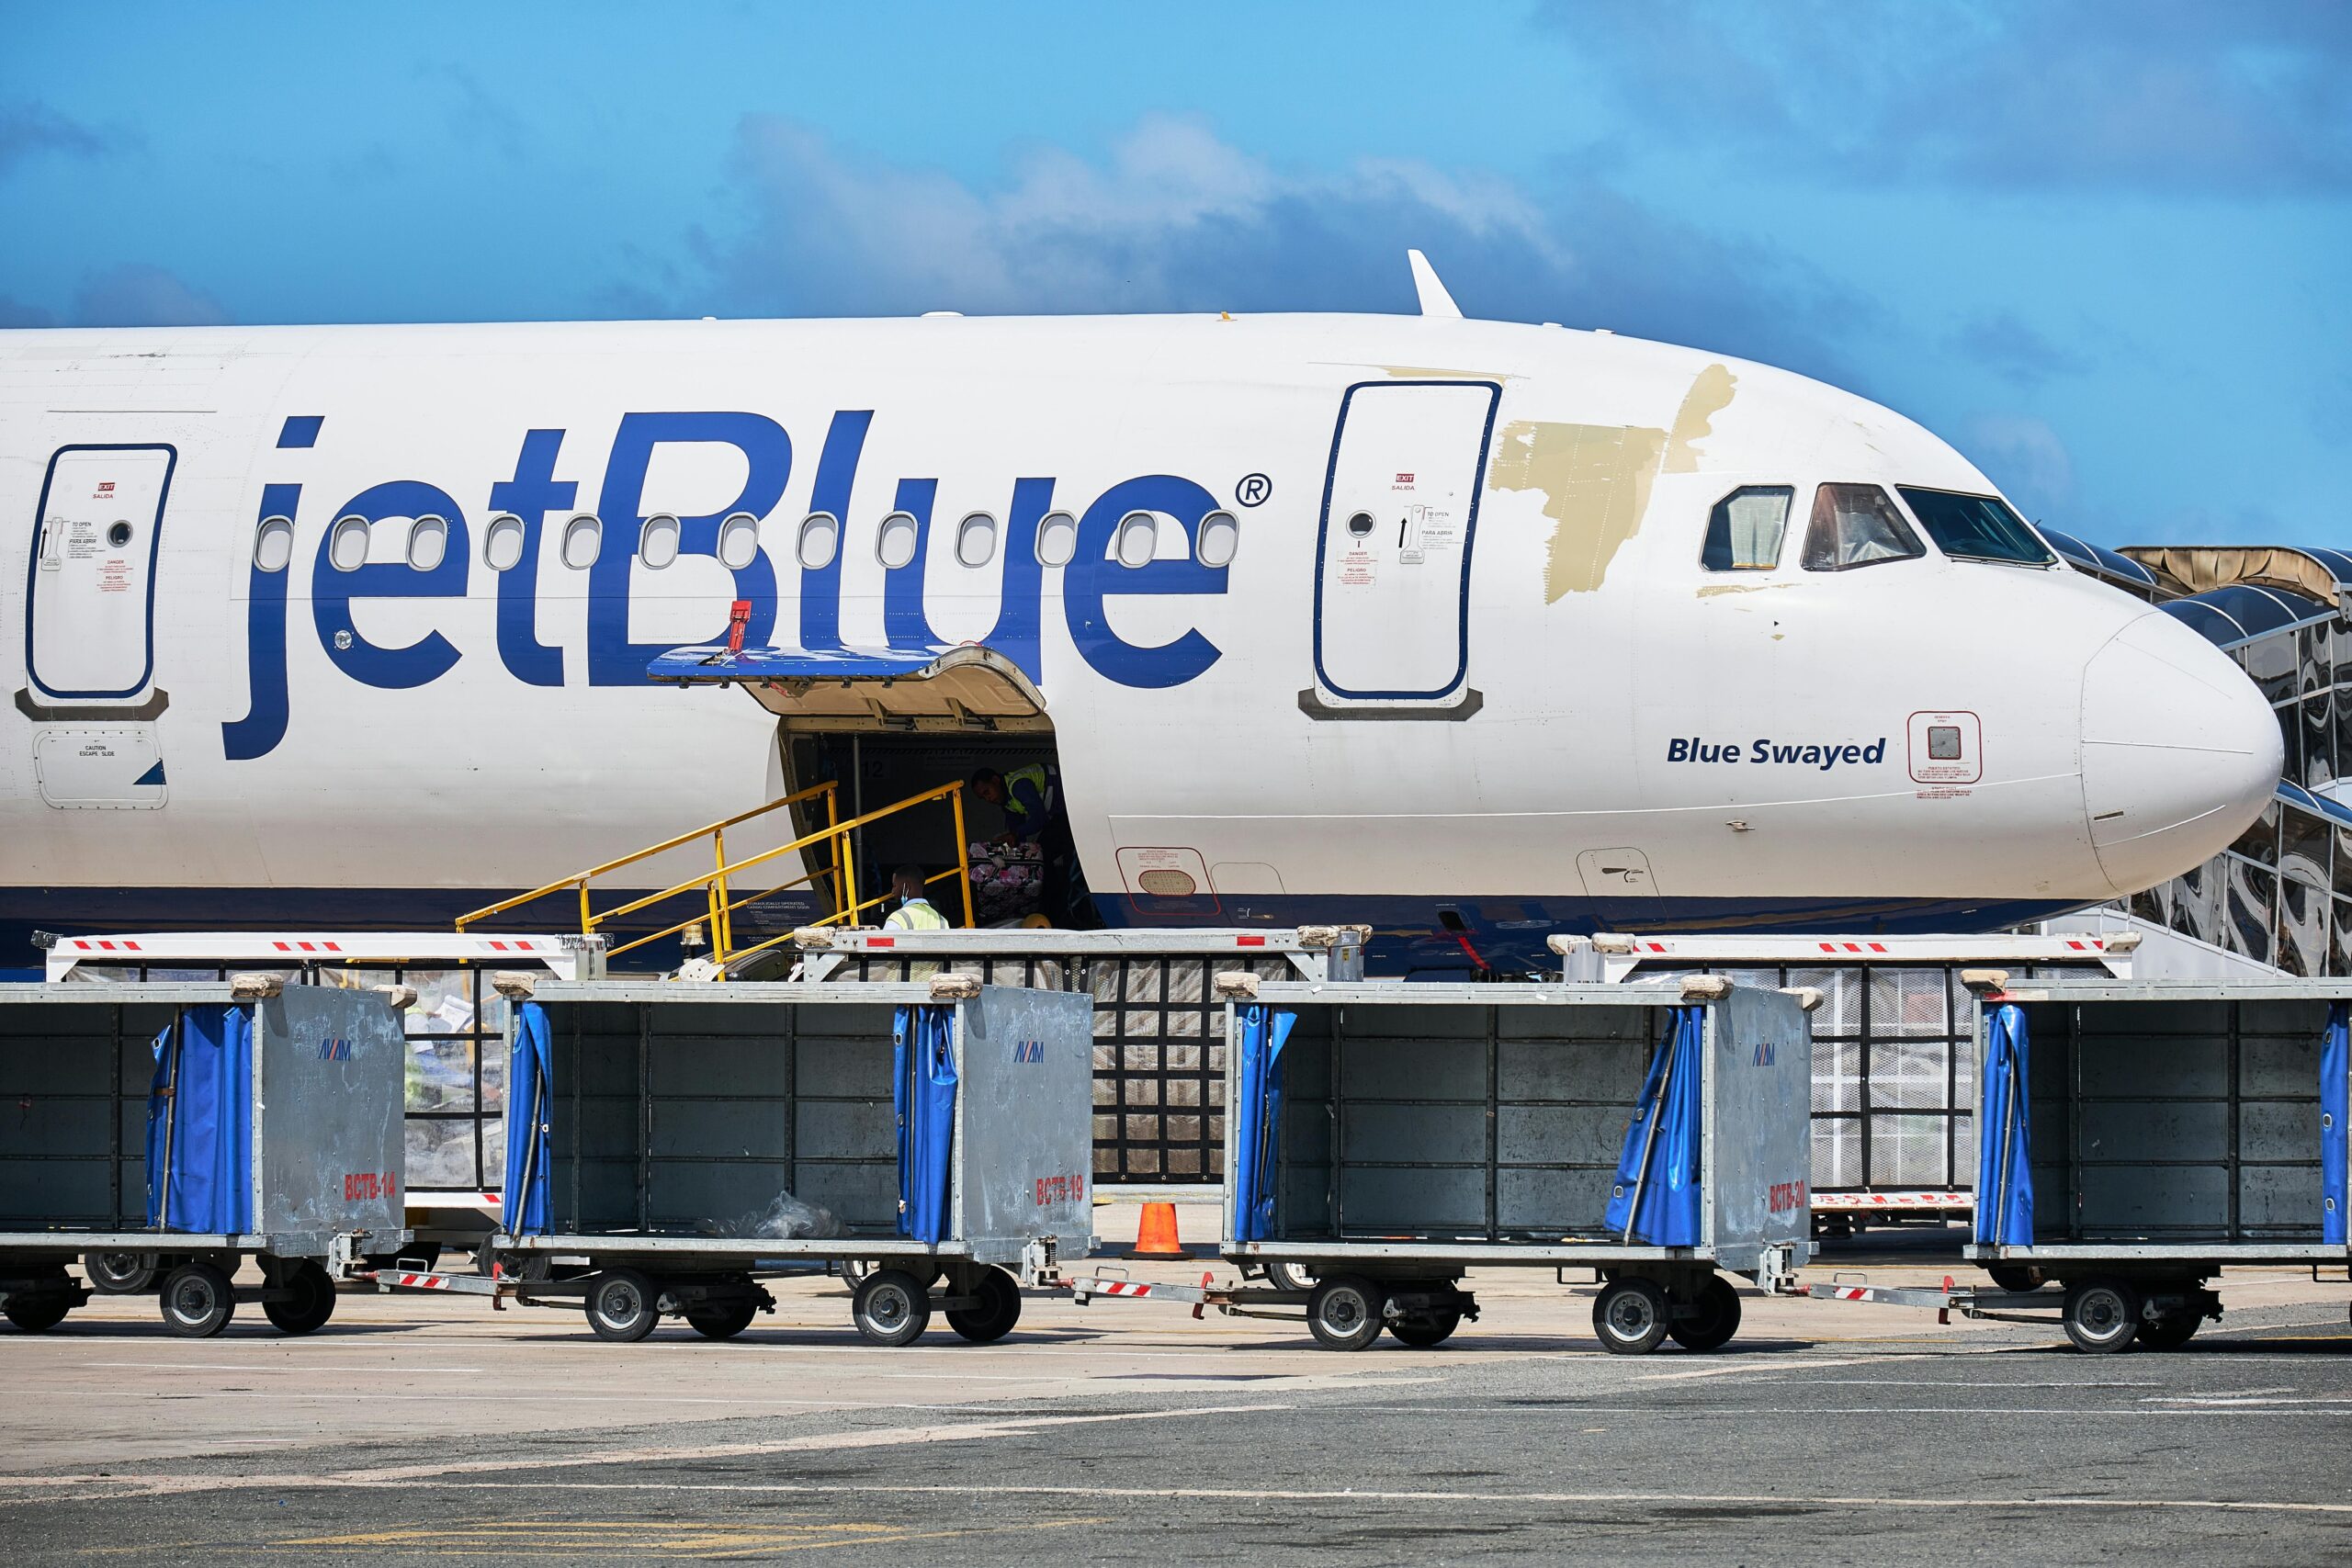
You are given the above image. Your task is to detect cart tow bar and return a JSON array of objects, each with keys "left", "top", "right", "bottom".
[{"left": 1071, "top": 1270, "right": 1218, "bottom": 1319}]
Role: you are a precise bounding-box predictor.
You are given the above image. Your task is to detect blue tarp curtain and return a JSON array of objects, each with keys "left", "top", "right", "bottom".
[
  {"left": 1229, "top": 1004, "right": 1297, "bottom": 1243},
  {"left": 1603, "top": 1006, "right": 1704, "bottom": 1247},
  {"left": 2324, "top": 1001, "right": 2347, "bottom": 1246},
  {"left": 1973, "top": 1003, "right": 2034, "bottom": 1247},
  {"left": 144, "top": 1004, "right": 254, "bottom": 1234},
  {"left": 894, "top": 1004, "right": 958, "bottom": 1244},
  {"left": 503, "top": 1000, "right": 555, "bottom": 1236}
]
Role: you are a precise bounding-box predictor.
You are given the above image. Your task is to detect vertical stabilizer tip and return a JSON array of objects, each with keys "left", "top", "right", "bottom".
[{"left": 1407, "top": 249, "right": 1463, "bottom": 319}]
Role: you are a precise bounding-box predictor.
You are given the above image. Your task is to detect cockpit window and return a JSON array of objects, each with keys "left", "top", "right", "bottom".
[
  {"left": 1700, "top": 486, "right": 1793, "bottom": 571},
  {"left": 1801, "top": 483, "right": 1924, "bottom": 572},
  {"left": 1895, "top": 487, "right": 2055, "bottom": 567}
]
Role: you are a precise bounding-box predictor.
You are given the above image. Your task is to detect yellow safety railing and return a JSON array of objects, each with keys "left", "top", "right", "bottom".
[{"left": 455, "top": 778, "right": 976, "bottom": 970}]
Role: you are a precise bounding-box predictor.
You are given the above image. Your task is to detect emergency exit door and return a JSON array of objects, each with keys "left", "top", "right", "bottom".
[
  {"left": 28, "top": 445, "right": 175, "bottom": 702},
  {"left": 1312, "top": 380, "right": 1498, "bottom": 704}
]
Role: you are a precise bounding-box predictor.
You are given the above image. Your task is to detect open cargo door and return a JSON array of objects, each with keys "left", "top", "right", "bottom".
[{"left": 649, "top": 640, "right": 1050, "bottom": 734}]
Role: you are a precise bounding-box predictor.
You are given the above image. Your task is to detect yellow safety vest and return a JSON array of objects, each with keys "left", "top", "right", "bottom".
[{"left": 884, "top": 896, "right": 949, "bottom": 978}]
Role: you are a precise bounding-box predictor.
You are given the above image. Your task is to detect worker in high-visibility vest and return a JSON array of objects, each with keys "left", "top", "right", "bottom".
[
  {"left": 883, "top": 864, "right": 949, "bottom": 979},
  {"left": 969, "top": 762, "right": 1079, "bottom": 925}
]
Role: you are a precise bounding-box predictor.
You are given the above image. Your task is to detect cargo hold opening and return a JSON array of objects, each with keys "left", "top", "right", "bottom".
[{"left": 653, "top": 642, "right": 1093, "bottom": 933}]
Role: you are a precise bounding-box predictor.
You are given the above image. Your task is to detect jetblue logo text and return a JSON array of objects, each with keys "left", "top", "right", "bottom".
[
  {"left": 1011, "top": 1040, "right": 1046, "bottom": 1064},
  {"left": 1668, "top": 737, "right": 1888, "bottom": 771},
  {"left": 1768, "top": 1180, "right": 1807, "bottom": 1214},
  {"left": 223, "top": 412, "right": 1237, "bottom": 760}
]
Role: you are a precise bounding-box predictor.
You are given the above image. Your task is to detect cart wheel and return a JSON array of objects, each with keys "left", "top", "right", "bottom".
[
  {"left": 1387, "top": 1307, "right": 1463, "bottom": 1348},
  {"left": 1264, "top": 1261, "right": 1318, "bottom": 1292},
  {"left": 1667, "top": 1276, "right": 1744, "bottom": 1353},
  {"left": 2136, "top": 1311, "right": 2199, "bottom": 1351},
  {"left": 1984, "top": 1263, "right": 2043, "bottom": 1293},
  {"left": 2062, "top": 1278, "right": 2142, "bottom": 1354},
  {"left": 262, "top": 1261, "right": 337, "bottom": 1336},
  {"left": 853, "top": 1269, "right": 933, "bottom": 1347},
  {"left": 159, "top": 1262, "right": 237, "bottom": 1337},
  {"left": 84, "top": 1251, "right": 159, "bottom": 1295},
  {"left": 945, "top": 1269, "right": 1023, "bottom": 1344},
  {"left": 685, "top": 1299, "right": 760, "bottom": 1340},
  {"left": 4, "top": 1293, "right": 72, "bottom": 1332},
  {"left": 584, "top": 1269, "right": 662, "bottom": 1343},
  {"left": 1306, "top": 1276, "right": 1385, "bottom": 1351},
  {"left": 1593, "top": 1278, "right": 1671, "bottom": 1355}
]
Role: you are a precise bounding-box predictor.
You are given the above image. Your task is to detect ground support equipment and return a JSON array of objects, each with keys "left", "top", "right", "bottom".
[
  {"left": 454, "top": 976, "right": 1092, "bottom": 1345},
  {"left": 0, "top": 980, "right": 410, "bottom": 1337},
  {"left": 1075, "top": 975, "right": 1814, "bottom": 1353}
]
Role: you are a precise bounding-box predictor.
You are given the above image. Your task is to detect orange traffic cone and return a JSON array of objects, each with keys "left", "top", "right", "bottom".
[{"left": 1130, "top": 1201, "right": 1185, "bottom": 1258}]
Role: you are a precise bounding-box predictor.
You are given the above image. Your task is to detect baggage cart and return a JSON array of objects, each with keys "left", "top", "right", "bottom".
[
  {"left": 1800, "top": 974, "right": 2352, "bottom": 1351},
  {"left": 793, "top": 924, "right": 1367, "bottom": 1186},
  {"left": 0, "top": 978, "right": 408, "bottom": 1337},
  {"left": 376, "top": 976, "right": 1093, "bottom": 1346},
  {"left": 1074, "top": 975, "right": 1815, "bottom": 1353}
]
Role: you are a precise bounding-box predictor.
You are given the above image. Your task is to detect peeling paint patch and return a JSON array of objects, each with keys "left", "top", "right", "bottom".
[
  {"left": 1486, "top": 362, "right": 1738, "bottom": 601},
  {"left": 1489, "top": 421, "right": 1666, "bottom": 599},
  {"left": 1665, "top": 364, "right": 1736, "bottom": 474},
  {"left": 1695, "top": 579, "right": 1794, "bottom": 599}
]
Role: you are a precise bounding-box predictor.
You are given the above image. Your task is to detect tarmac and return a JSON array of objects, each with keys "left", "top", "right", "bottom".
[{"left": 0, "top": 1223, "right": 2347, "bottom": 1565}]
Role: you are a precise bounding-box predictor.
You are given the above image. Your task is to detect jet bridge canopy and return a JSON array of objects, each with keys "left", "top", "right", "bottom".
[{"left": 648, "top": 642, "right": 1050, "bottom": 733}]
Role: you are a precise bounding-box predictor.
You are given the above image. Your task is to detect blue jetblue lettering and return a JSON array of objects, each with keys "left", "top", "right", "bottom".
[
  {"left": 1065, "top": 474, "right": 1227, "bottom": 689},
  {"left": 883, "top": 477, "right": 944, "bottom": 648},
  {"left": 221, "top": 481, "right": 302, "bottom": 760},
  {"left": 227, "top": 413, "right": 1231, "bottom": 759},
  {"left": 488, "top": 429, "right": 574, "bottom": 687},
  {"left": 590, "top": 412, "right": 790, "bottom": 686},
  {"left": 312, "top": 480, "right": 470, "bottom": 688}
]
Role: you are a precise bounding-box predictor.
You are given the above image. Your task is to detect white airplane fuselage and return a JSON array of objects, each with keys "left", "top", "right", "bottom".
[{"left": 0, "top": 311, "right": 2280, "bottom": 971}]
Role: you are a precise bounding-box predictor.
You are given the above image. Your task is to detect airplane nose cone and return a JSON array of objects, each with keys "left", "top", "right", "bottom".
[{"left": 2081, "top": 611, "right": 2282, "bottom": 895}]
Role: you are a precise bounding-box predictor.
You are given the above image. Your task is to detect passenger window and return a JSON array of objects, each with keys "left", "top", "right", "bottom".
[
  {"left": 876, "top": 511, "right": 920, "bottom": 570},
  {"left": 1196, "top": 510, "right": 1239, "bottom": 569},
  {"left": 1114, "top": 511, "right": 1158, "bottom": 568},
  {"left": 955, "top": 512, "right": 998, "bottom": 568},
  {"left": 716, "top": 512, "right": 760, "bottom": 570},
  {"left": 560, "top": 513, "right": 603, "bottom": 570},
  {"left": 639, "top": 513, "right": 681, "bottom": 570},
  {"left": 406, "top": 514, "right": 448, "bottom": 572},
  {"left": 1035, "top": 511, "right": 1078, "bottom": 568},
  {"left": 797, "top": 513, "right": 840, "bottom": 570},
  {"left": 253, "top": 515, "right": 295, "bottom": 573},
  {"left": 1800, "top": 484, "right": 1923, "bottom": 572},
  {"left": 483, "top": 513, "right": 526, "bottom": 572},
  {"left": 328, "top": 515, "right": 369, "bottom": 572},
  {"left": 1699, "top": 486, "right": 1792, "bottom": 571}
]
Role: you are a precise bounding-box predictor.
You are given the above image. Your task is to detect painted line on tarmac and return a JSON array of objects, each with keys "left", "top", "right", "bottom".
[
  {"left": 1632, "top": 1355, "right": 1880, "bottom": 1382},
  {"left": 0, "top": 1402, "right": 1293, "bottom": 1501},
  {"left": 304, "top": 1477, "right": 2352, "bottom": 1518}
]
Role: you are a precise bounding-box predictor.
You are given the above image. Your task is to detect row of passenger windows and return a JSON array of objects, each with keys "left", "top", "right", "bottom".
[
  {"left": 1700, "top": 482, "right": 2053, "bottom": 573},
  {"left": 250, "top": 508, "right": 1244, "bottom": 573}
]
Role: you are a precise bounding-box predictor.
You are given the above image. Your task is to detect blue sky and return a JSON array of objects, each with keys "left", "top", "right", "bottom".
[{"left": 3, "top": 2, "right": 2346, "bottom": 549}]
